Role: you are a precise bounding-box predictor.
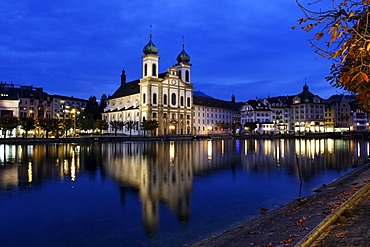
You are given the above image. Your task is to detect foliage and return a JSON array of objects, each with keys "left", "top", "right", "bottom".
[
  {"left": 60, "top": 118, "right": 74, "bottom": 137},
  {"left": 244, "top": 122, "right": 257, "bottom": 132},
  {"left": 140, "top": 120, "right": 159, "bottom": 136},
  {"left": 78, "top": 112, "right": 95, "bottom": 131},
  {"left": 216, "top": 122, "right": 230, "bottom": 131},
  {"left": 84, "top": 96, "right": 101, "bottom": 120},
  {"left": 0, "top": 116, "right": 19, "bottom": 138},
  {"left": 19, "top": 117, "right": 35, "bottom": 138},
  {"left": 37, "top": 118, "right": 59, "bottom": 138},
  {"left": 110, "top": 120, "right": 124, "bottom": 135},
  {"left": 124, "top": 120, "right": 138, "bottom": 136},
  {"left": 295, "top": 0, "right": 370, "bottom": 110},
  {"left": 99, "top": 94, "right": 108, "bottom": 113},
  {"left": 95, "top": 119, "right": 109, "bottom": 134}
]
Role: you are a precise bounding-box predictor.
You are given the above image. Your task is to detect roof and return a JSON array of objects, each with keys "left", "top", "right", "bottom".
[
  {"left": 108, "top": 72, "right": 167, "bottom": 100},
  {"left": 193, "top": 95, "right": 242, "bottom": 111},
  {"left": 246, "top": 99, "right": 270, "bottom": 111},
  {"left": 50, "top": 94, "right": 88, "bottom": 102},
  {"left": 0, "top": 90, "right": 19, "bottom": 100},
  {"left": 293, "top": 85, "right": 323, "bottom": 103}
]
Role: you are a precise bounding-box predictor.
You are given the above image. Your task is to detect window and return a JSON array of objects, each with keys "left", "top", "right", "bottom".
[
  {"left": 185, "top": 70, "right": 189, "bottom": 82},
  {"left": 153, "top": 93, "right": 157, "bottom": 104},
  {"left": 171, "top": 93, "right": 176, "bottom": 106},
  {"left": 187, "top": 97, "right": 190, "bottom": 107},
  {"left": 152, "top": 64, "right": 157, "bottom": 76},
  {"left": 144, "top": 64, "right": 147, "bottom": 76},
  {"left": 143, "top": 93, "right": 146, "bottom": 104},
  {"left": 163, "top": 94, "right": 167, "bottom": 105},
  {"left": 180, "top": 96, "right": 184, "bottom": 106}
]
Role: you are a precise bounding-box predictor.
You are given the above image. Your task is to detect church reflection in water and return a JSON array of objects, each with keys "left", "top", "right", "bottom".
[{"left": 0, "top": 138, "right": 369, "bottom": 231}]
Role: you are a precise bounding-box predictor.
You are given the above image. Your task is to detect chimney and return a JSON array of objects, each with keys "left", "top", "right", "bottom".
[{"left": 121, "top": 69, "right": 126, "bottom": 86}]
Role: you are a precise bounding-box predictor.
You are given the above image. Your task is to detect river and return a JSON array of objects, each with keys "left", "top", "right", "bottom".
[{"left": 0, "top": 138, "right": 369, "bottom": 246}]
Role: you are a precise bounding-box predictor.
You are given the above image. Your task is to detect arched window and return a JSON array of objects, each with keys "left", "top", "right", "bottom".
[
  {"left": 144, "top": 64, "right": 148, "bottom": 76},
  {"left": 152, "top": 64, "right": 157, "bottom": 76},
  {"left": 163, "top": 94, "right": 167, "bottom": 105},
  {"left": 185, "top": 70, "right": 190, "bottom": 82},
  {"left": 171, "top": 93, "right": 176, "bottom": 106},
  {"left": 153, "top": 93, "right": 157, "bottom": 104},
  {"left": 187, "top": 97, "right": 191, "bottom": 107},
  {"left": 143, "top": 93, "right": 146, "bottom": 104},
  {"left": 180, "top": 96, "right": 184, "bottom": 106}
]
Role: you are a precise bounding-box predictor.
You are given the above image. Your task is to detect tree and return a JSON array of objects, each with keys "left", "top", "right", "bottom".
[
  {"left": 60, "top": 118, "right": 74, "bottom": 137},
  {"left": 78, "top": 112, "right": 95, "bottom": 132},
  {"left": 295, "top": 0, "right": 370, "bottom": 110},
  {"left": 99, "top": 94, "right": 108, "bottom": 113},
  {"left": 110, "top": 120, "right": 124, "bottom": 135},
  {"left": 140, "top": 120, "right": 159, "bottom": 136},
  {"left": 0, "top": 116, "right": 18, "bottom": 138},
  {"left": 95, "top": 119, "right": 109, "bottom": 135},
  {"left": 84, "top": 96, "right": 101, "bottom": 120},
  {"left": 19, "top": 117, "right": 35, "bottom": 138},
  {"left": 125, "top": 120, "right": 137, "bottom": 137},
  {"left": 37, "top": 118, "right": 59, "bottom": 138},
  {"left": 244, "top": 122, "right": 257, "bottom": 132},
  {"left": 215, "top": 122, "right": 230, "bottom": 133}
]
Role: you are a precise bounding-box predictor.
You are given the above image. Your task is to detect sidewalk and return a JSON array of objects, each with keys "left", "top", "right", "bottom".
[{"left": 193, "top": 164, "right": 370, "bottom": 247}]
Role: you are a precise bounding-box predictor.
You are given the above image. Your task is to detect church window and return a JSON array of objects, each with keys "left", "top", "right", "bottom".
[
  {"left": 153, "top": 93, "right": 157, "bottom": 104},
  {"left": 187, "top": 97, "right": 191, "bottom": 107},
  {"left": 180, "top": 96, "right": 184, "bottom": 106},
  {"left": 163, "top": 94, "right": 167, "bottom": 105},
  {"left": 144, "top": 64, "right": 148, "bottom": 76},
  {"left": 171, "top": 93, "right": 176, "bottom": 106},
  {"left": 152, "top": 64, "right": 157, "bottom": 76},
  {"left": 185, "top": 70, "right": 189, "bottom": 82},
  {"left": 143, "top": 93, "right": 146, "bottom": 104}
]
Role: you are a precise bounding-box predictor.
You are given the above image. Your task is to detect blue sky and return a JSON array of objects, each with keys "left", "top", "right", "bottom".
[{"left": 0, "top": 0, "right": 346, "bottom": 101}]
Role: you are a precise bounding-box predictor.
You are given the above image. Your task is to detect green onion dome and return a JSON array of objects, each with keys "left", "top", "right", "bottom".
[
  {"left": 143, "top": 34, "right": 158, "bottom": 55},
  {"left": 176, "top": 43, "right": 190, "bottom": 64}
]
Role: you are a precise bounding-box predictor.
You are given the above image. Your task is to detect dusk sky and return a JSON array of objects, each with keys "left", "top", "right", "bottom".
[{"left": 0, "top": 0, "right": 346, "bottom": 102}]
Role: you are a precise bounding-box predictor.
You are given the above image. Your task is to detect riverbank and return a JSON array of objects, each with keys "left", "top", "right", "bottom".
[
  {"left": 1, "top": 131, "right": 370, "bottom": 144},
  {"left": 192, "top": 163, "right": 370, "bottom": 246}
]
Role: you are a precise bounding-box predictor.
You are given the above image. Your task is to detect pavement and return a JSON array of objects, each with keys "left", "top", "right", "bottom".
[{"left": 192, "top": 164, "right": 370, "bottom": 247}]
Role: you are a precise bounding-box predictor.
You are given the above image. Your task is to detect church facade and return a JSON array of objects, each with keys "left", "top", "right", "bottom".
[{"left": 103, "top": 34, "right": 194, "bottom": 136}]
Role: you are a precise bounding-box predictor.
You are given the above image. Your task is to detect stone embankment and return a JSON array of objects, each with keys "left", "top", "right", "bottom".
[{"left": 193, "top": 164, "right": 370, "bottom": 247}]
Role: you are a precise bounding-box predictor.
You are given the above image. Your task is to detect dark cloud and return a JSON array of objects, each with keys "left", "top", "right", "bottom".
[{"left": 0, "top": 0, "right": 340, "bottom": 101}]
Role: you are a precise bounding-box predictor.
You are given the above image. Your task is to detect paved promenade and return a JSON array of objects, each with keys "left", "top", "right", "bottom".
[{"left": 193, "top": 164, "right": 370, "bottom": 247}]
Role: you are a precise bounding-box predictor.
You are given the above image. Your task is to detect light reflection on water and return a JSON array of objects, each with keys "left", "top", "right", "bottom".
[{"left": 0, "top": 138, "right": 369, "bottom": 247}]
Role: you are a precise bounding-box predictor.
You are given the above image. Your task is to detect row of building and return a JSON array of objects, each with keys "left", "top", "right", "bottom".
[
  {"left": 102, "top": 34, "right": 368, "bottom": 136},
  {"left": 1, "top": 34, "right": 368, "bottom": 137},
  {"left": 0, "top": 83, "right": 88, "bottom": 137}
]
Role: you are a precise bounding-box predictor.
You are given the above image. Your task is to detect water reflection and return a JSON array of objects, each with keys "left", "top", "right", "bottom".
[{"left": 0, "top": 138, "right": 369, "bottom": 237}]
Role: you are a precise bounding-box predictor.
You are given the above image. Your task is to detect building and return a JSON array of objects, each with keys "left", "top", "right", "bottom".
[
  {"left": 193, "top": 94, "right": 242, "bottom": 135},
  {"left": 291, "top": 84, "right": 325, "bottom": 132},
  {"left": 324, "top": 95, "right": 351, "bottom": 132},
  {"left": 103, "top": 34, "right": 194, "bottom": 136},
  {"left": 51, "top": 95, "right": 88, "bottom": 120}
]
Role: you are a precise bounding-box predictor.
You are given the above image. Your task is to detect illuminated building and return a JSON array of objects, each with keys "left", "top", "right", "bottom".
[{"left": 103, "top": 34, "right": 194, "bottom": 135}]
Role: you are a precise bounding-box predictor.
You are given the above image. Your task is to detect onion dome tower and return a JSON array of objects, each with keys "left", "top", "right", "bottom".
[
  {"left": 176, "top": 38, "right": 191, "bottom": 83},
  {"left": 142, "top": 32, "right": 159, "bottom": 78}
]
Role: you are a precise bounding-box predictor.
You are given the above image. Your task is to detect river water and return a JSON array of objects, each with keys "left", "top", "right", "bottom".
[{"left": 0, "top": 138, "right": 369, "bottom": 246}]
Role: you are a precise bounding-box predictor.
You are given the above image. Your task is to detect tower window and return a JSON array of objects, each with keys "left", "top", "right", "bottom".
[
  {"left": 163, "top": 94, "right": 167, "bottom": 105},
  {"left": 185, "top": 70, "right": 189, "bottom": 82},
  {"left": 187, "top": 97, "right": 191, "bottom": 107},
  {"left": 143, "top": 93, "right": 146, "bottom": 104},
  {"left": 144, "top": 64, "right": 148, "bottom": 76},
  {"left": 171, "top": 93, "right": 176, "bottom": 106},
  {"left": 153, "top": 93, "right": 157, "bottom": 104},
  {"left": 152, "top": 64, "right": 157, "bottom": 76},
  {"left": 180, "top": 96, "right": 184, "bottom": 106}
]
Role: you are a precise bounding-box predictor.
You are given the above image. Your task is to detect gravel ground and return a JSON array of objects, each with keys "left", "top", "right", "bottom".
[{"left": 193, "top": 164, "right": 370, "bottom": 247}]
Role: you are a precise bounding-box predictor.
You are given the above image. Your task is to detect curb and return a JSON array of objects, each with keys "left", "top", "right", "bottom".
[{"left": 296, "top": 181, "right": 370, "bottom": 247}]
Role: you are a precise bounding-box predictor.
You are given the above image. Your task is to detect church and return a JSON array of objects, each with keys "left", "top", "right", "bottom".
[{"left": 103, "top": 34, "right": 194, "bottom": 136}]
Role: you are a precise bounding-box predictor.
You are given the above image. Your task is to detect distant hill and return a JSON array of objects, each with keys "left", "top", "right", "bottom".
[{"left": 193, "top": 90, "right": 213, "bottom": 98}]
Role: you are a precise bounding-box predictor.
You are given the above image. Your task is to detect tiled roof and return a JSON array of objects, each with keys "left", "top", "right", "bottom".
[{"left": 193, "top": 95, "right": 242, "bottom": 111}]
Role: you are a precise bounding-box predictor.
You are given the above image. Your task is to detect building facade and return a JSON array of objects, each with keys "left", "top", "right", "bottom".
[{"left": 103, "top": 35, "right": 194, "bottom": 136}]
